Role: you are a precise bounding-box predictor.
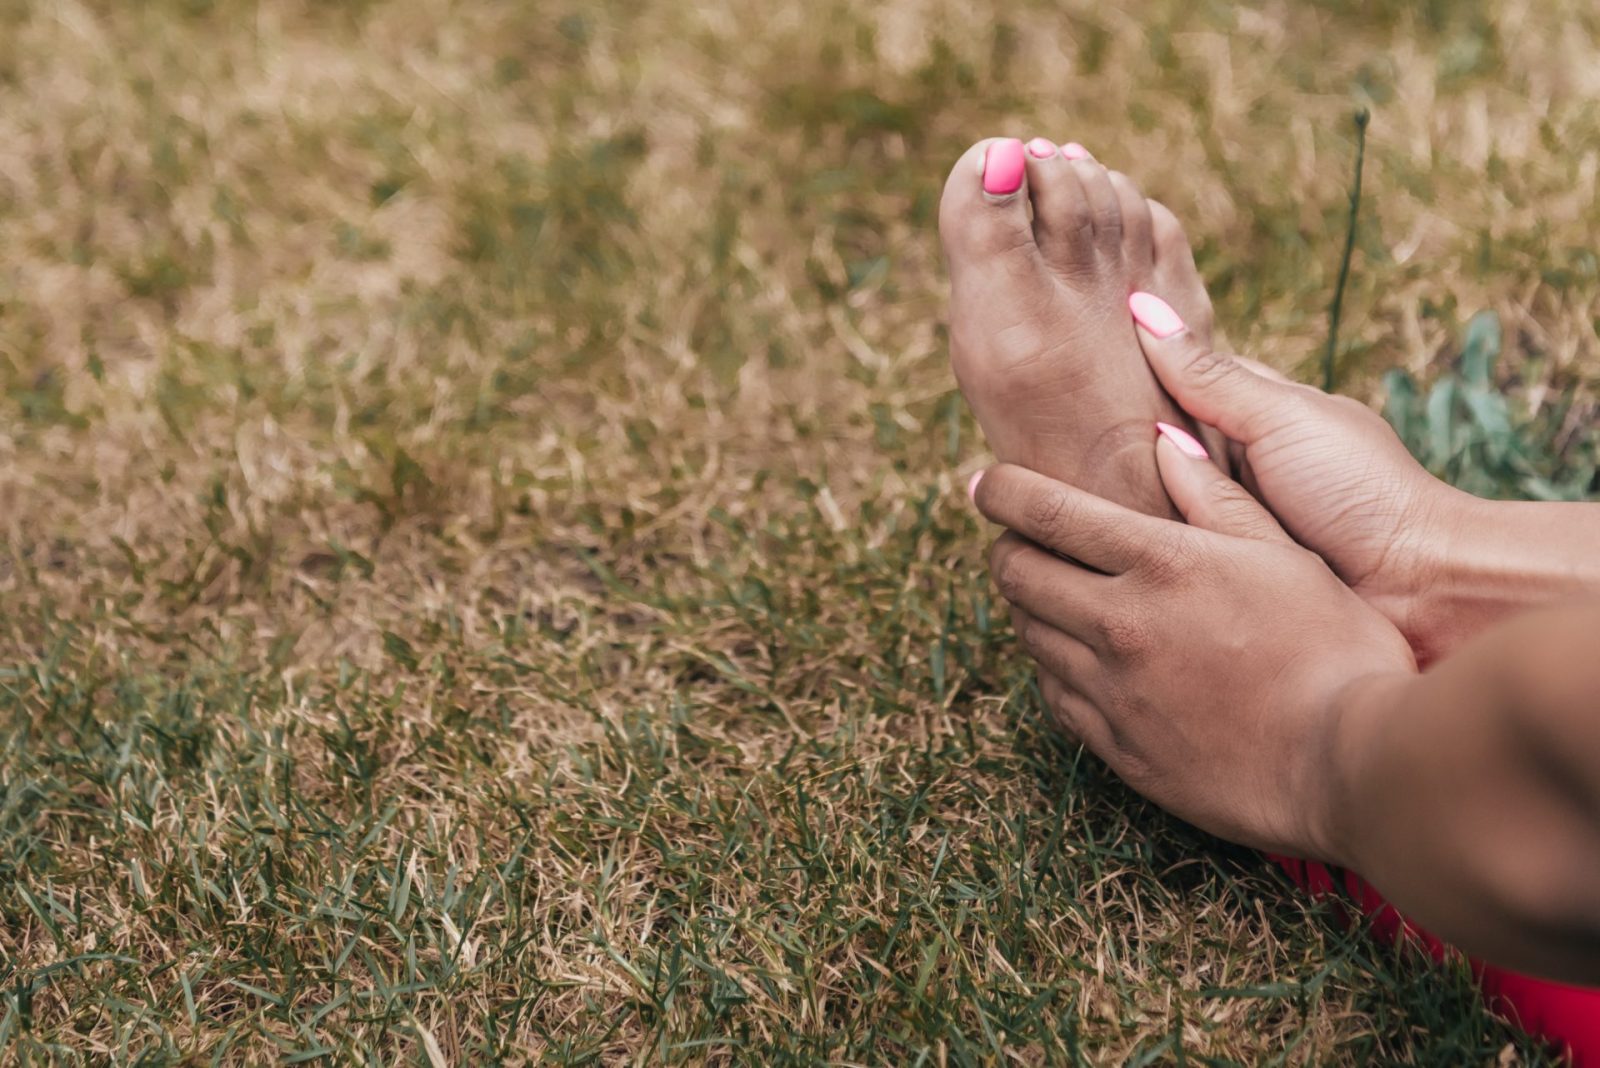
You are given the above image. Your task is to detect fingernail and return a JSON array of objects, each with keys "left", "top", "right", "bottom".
[
  {"left": 1061, "top": 142, "right": 1092, "bottom": 161},
  {"left": 1156, "top": 422, "right": 1209, "bottom": 459},
  {"left": 967, "top": 469, "right": 985, "bottom": 502},
  {"left": 1026, "top": 137, "right": 1057, "bottom": 159},
  {"left": 982, "top": 139, "right": 1026, "bottom": 195},
  {"left": 1128, "top": 291, "right": 1185, "bottom": 338}
]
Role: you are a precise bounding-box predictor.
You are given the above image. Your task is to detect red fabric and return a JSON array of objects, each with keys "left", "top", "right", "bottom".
[{"left": 1270, "top": 856, "right": 1600, "bottom": 1065}]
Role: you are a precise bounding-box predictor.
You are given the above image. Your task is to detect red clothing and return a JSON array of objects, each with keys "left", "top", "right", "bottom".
[{"left": 1273, "top": 856, "right": 1600, "bottom": 1065}]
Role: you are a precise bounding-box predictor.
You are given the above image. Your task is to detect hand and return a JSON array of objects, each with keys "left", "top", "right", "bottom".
[
  {"left": 973, "top": 436, "right": 1417, "bottom": 859},
  {"left": 1126, "top": 292, "right": 1474, "bottom": 664}
]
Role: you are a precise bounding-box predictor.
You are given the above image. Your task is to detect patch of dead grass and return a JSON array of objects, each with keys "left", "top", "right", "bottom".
[{"left": 1, "top": 0, "right": 1593, "bottom": 1062}]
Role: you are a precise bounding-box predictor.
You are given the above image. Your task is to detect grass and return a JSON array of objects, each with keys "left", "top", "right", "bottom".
[{"left": 2, "top": 0, "right": 1598, "bottom": 1062}]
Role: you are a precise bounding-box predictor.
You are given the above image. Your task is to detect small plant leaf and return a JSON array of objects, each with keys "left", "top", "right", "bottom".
[
  {"left": 1424, "top": 377, "right": 1458, "bottom": 469},
  {"left": 1459, "top": 309, "right": 1502, "bottom": 387}
]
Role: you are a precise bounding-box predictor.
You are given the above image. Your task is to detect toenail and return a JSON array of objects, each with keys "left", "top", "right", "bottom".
[
  {"left": 982, "top": 139, "right": 1026, "bottom": 195},
  {"left": 1156, "top": 422, "right": 1210, "bottom": 459},
  {"left": 1129, "top": 291, "right": 1186, "bottom": 338},
  {"left": 1026, "top": 137, "right": 1057, "bottom": 159},
  {"left": 1061, "top": 142, "right": 1092, "bottom": 161}
]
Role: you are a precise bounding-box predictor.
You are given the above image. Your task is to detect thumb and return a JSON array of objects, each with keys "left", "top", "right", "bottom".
[
  {"left": 1128, "top": 291, "right": 1306, "bottom": 445},
  {"left": 1153, "top": 423, "right": 1288, "bottom": 543}
]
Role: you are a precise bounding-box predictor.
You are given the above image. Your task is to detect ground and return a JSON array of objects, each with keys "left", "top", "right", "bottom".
[{"left": 2, "top": 0, "right": 1598, "bottom": 1063}]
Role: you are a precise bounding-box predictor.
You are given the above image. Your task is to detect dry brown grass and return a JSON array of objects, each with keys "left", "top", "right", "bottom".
[{"left": 1, "top": 0, "right": 1595, "bottom": 1062}]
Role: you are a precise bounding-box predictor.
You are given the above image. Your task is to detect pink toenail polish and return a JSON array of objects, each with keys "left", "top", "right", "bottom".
[
  {"left": 1061, "top": 142, "right": 1092, "bottom": 161},
  {"left": 1128, "top": 291, "right": 1185, "bottom": 338},
  {"left": 1026, "top": 137, "right": 1057, "bottom": 159},
  {"left": 1156, "top": 422, "right": 1210, "bottom": 459},
  {"left": 967, "top": 469, "right": 985, "bottom": 502},
  {"left": 982, "top": 139, "right": 1026, "bottom": 195}
]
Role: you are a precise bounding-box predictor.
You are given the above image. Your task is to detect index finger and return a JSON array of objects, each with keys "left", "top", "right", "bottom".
[{"left": 971, "top": 463, "right": 1175, "bottom": 575}]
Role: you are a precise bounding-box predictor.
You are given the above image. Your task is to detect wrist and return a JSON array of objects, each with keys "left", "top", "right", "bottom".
[
  {"left": 1407, "top": 493, "right": 1600, "bottom": 663},
  {"left": 1307, "top": 670, "right": 1416, "bottom": 871},
  {"left": 1389, "top": 486, "right": 1486, "bottom": 664}
]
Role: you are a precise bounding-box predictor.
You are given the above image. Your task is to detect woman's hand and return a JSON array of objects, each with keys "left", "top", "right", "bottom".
[
  {"left": 973, "top": 433, "right": 1416, "bottom": 860},
  {"left": 1126, "top": 292, "right": 1475, "bottom": 664}
]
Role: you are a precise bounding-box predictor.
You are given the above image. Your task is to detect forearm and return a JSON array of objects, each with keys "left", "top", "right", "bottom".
[
  {"left": 1410, "top": 496, "right": 1600, "bottom": 665},
  {"left": 1324, "top": 597, "right": 1600, "bottom": 985}
]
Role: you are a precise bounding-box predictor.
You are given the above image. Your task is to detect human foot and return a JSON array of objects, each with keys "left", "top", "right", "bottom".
[{"left": 941, "top": 136, "right": 1213, "bottom": 518}]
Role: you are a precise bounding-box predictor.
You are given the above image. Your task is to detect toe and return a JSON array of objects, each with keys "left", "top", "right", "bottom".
[
  {"left": 1026, "top": 149, "right": 1098, "bottom": 275},
  {"left": 939, "top": 138, "right": 1040, "bottom": 278},
  {"left": 1068, "top": 158, "right": 1124, "bottom": 255},
  {"left": 1149, "top": 199, "right": 1199, "bottom": 277},
  {"left": 1148, "top": 198, "right": 1215, "bottom": 343},
  {"left": 1109, "top": 171, "right": 1154, "bottom": 280}
]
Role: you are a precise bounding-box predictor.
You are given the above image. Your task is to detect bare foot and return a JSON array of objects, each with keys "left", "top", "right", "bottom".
[{"left": 941, "top": 137, "right": 1213, "bottom": 518}]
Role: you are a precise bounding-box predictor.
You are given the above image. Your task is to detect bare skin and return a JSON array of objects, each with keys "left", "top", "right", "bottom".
[
  {"left": 943, "top": 141, "right": 1600, "bottom": 983},
  {"left": 939, "top": 137, "right": 1213, "bottom": 520},
  {"left": 975, "top": 457, "right": 1417, "bottom": 859},
  {"left": 973, "top": 455, "right": 1600, "bottom": 986},
  {"left": 1124, "top": 298, "right": 1600, "bottom": 665}
]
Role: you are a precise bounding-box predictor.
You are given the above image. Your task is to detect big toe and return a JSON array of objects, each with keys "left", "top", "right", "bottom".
[{"left": 938, "top": 138, "right": 1040, "bottom": 282}]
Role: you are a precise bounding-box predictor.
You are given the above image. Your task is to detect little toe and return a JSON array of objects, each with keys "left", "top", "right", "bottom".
[
  {"left": 1109, "top": 171, "right": 1154, "bottom": 280},
  {"left": 938, "top": 138, "right": 1039, "bottom": 278}
]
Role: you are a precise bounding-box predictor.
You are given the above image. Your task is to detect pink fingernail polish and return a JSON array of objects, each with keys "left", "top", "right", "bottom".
[
  {"left": 1061, "top": 142, "right": 1092, "bottom": 161},
  {"left": 1128, "top": 291, "right": 1185, "bottom": 338},
  {"left": 1026, "top": 137, "right": 1057, "bottom": 159},
  {"left": 1156, "top": 422, "right": 1210, "bottom": 459},
  {"left": 982, "top": 139, "right": 1026, "bottom": 195},
  {"left": 967, "top": 469, "right": 985, "bottom": 501}
]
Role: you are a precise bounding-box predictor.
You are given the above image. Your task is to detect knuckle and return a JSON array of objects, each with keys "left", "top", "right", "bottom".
[
  {"left": 1024, "top": 487, "right": 1078, "bottom": 549},
  {"left": 1326, "top": 392, "right": 1377, "bottom": 424},
  {"left": 1141, "top": 530, "right": 1197, "bottom": 582},
  {"left": 996, "top": 559, "right": 1026, "bottom": 603},
  {"left": 1111, "top": 522, "right": 1152, "bottom": 563},
  {"left": 1097, "top": 603, "right": 1153, "bottom": 657},
  {"left": 1242, "top": 388, "right": 1318, "bottom": 440},
  {"left": 1276, "top": 388, "right": 1320, "bottom": 421},
  {"left": 1205, "top": 475, "right": 1254, "bottom": 508},
  {"left": 1205, "top": 478, "right": 1263, "bottom": 525},
  {"left": 1184, "top": 348, "right": 1241, "bottom": 388},
  {"left": 990, "top": 538, "right": 1029, "bottom": 601},
  {"left": 1044, "top": 695, "right": 1084, "bottom": 744},
  {"left": 1017, "top": 613, "right": 1050, "bottom": 655},
  {"left": 1069, "top": 215, "right": 1098, "bottom": 251}
]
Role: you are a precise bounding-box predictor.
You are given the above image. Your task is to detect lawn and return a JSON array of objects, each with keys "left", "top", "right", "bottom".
[{"left": 2, "top": 0, "right": 1598, "bottom": 1062}]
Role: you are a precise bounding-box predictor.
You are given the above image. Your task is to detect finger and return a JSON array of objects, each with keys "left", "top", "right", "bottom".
[
  {"left": 1035, "top": 657, "right": 1116, "bottom": 756},
  {"left": 1127, "top": 290, "right": 1314, "bottom": 445},
  {"left": 1037, "top": 667, "right": 1088, "bottom": 745},
  {"left": 972, "top": 464, "right": 1175, "bottom": 575},
  {"left": 1234, "top": 356, "right": 1295, "bottom": 385},
  {"left": 991, "top": 536, "right": 1108, "bottom": 640},
  {"left": 1153, "top": 428, "right": 1290, "bottom": 543},
  {"left": 1009, "top": 603, "right": 1100, "bottom": 685},
  {"left": 1036, "top": 668, "right": 1082, "bottom": 743}
]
